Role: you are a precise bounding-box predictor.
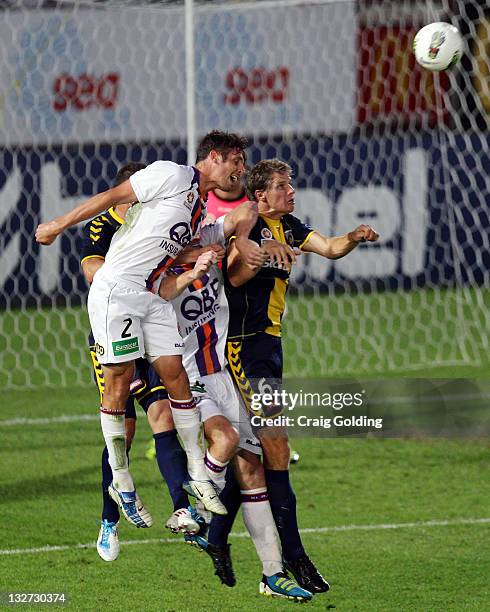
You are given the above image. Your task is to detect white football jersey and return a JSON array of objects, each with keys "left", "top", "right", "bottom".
[
  {"left": 170, "top": 219, "right": 229, "bottom": 382},
  {"left": 102, "top": 161, "right": 205, "bottom": 289}
]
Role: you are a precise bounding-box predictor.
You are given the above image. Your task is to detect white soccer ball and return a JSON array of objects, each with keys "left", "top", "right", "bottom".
[{"left": 413, "top": 22, "right": 463, "bottom": 72}]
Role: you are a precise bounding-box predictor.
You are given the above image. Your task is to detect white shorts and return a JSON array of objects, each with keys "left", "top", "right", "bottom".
[
  {"left": 191, "top": 370, "right": 262, "bottom": 456},
  {"left": 87, "top": 271, "right": 184, "bottom": 365}
]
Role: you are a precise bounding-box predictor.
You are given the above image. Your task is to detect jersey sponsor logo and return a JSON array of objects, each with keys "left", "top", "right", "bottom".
[
  {"left": 182, "top": 306, "right": 220, "bottom": 336},
  {"left": 158, "top": 238, "right": 181, "bottom": 257},
  {"left": 169, "top": 222, "right": 192, "bottom": 246},
  {"left": 259, "top": 249, "right": 291, "bottom": 274},
  {"left": 180, "top": 278, "right": 220, "bottom": 322},
  {"left": 95, "top": 343, "right": 105, "bottom": 356},
  {"left": 175, "top": 341, "right": 184, "bottom": 348},
  {"left": 261, "top": 227, "right": 273, "bottom": 239},
  {"left": 112, "top": 337, "right": 139, "bottom": 356}
]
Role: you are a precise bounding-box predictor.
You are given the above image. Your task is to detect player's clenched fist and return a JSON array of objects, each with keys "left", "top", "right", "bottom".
[
  {"left": 35, "top": 221, "right": 62, "bottom": 245},
  {"left": 348, "top": 224, "right": 379, "bottom": 243},
  {"left": 191, "top": 250, "right": 218, "bottom": 280}
]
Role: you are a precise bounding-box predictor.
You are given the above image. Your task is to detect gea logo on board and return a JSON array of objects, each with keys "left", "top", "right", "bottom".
[
  {"left": 224, "top": 67, "right": 289, "bottom": 105},
  {"left": 52, "top": 73, "right": 120, "bottom": 112}
]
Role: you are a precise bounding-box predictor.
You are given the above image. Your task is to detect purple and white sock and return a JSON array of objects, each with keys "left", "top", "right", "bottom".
[{"left": 204, "top": 450, "right": 228, "bottom": 491}]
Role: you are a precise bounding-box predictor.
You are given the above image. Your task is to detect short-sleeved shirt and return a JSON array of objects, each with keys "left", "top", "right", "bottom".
[
  {"left": 225, "top": 213, "right": 314, "bottom": 339},
  {"left": 102, "top": 161, "right": 206, "bottom": 290}
]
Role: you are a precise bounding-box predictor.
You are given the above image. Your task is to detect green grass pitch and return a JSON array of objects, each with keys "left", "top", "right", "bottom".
[
  {"left": 0, "top": 397, "right": 489, "bottom": 610},
  {"left": 2, "top": 288, "right": 490, "bottom": 390},
  {"left": 1, "top": 288, "right": 489, "bottom": 610}
]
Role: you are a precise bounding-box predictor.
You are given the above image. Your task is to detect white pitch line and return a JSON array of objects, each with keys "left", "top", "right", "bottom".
[
  {"left": 0, "top": 414, "right": 99, "bottom": 426},
  {"left": 1, "top": 518, "right": 488, "bottom": 557}
]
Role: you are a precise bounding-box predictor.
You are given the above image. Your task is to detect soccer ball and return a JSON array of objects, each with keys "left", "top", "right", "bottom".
[{"left": 413, "top": 22, "right": 464, "bottom": 71}]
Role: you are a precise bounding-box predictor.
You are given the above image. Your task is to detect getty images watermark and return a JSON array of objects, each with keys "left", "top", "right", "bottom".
[
  {"left": 249, "top": 388, "right": 384, "bottom": 431},
  {"left": 244, "top": 378, "right": 490, "bottom": 438}
]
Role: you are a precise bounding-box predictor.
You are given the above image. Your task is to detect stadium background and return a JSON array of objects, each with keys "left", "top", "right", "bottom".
[{"left": 0, "top": 1, "right": 489, "bottom": 610}]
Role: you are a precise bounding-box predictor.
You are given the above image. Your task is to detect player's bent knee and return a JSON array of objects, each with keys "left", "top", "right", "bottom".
[
  {"left": 147, "top": 400, "right": 174, "bottom": 433},
  {"left": 150, "top": 356, "right": 190, "bottom": 398},
  {"left": 101, "top": 362, "right": 134, "bottom": 407},
  {"left": 151, "top": 355, "right": 184, "bottom": 382},
  {"left": 102, "top": 362, "right": 134, "bottom": 388},
  {"left": 204, "top": 417, "right": 240, "bottom": 453}
]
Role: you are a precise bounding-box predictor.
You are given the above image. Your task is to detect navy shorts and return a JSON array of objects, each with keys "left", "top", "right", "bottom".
[{"left": 226, "top": 332, "right": 283, "bottom": 418}]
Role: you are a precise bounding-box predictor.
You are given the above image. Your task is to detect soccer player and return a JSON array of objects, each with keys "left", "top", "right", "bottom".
[
  {"left": 206, "top": 177, "right": 300, "bottom": 466},
  {"left": 36, "top": 131, "right": 263, "bottom": 527},
  {"left": 225, "top": 159, "right": 379, "bottom": 593},
  {"left": 79, "top": 163, "right": 200, "bottom": 560},
  {"left": 158, "top": 210, "right": 312, "bottom": 602}
]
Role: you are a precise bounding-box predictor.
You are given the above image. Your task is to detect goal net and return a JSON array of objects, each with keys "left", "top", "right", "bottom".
[{"left": 1, "top": 0, "right": 489, "bottom": 388}]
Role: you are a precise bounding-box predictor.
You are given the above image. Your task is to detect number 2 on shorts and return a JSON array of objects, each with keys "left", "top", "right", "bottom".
[{"left": 121, "top": 318, "right": 132, "bottom": 338}]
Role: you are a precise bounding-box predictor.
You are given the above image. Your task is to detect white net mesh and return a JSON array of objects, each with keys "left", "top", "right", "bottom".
[{"left": 1, "top": 0, "right": 489, "bottom": 388}]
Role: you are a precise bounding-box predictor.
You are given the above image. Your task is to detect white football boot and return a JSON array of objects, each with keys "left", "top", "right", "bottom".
[{"left": 96, "top": 520, "right": 120, "bottom": 562}]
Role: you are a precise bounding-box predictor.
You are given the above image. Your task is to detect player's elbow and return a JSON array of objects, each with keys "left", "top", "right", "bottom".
[
  {"left": 84, "top": 271, "right": 95, "bottom": 284},
  {"left": 227, "top": 268, "right": 249, "bottom": 287},
  {"left": 227, "top": 273, "right": 244, "bottom": 288},
  {"left": 81, "top": 262, "right": 99, "bottom": 285},
  {"left": 233, "top": 203, "right": 258, "bottom": 236},
  {"left": 321, "top": 241, "right": 342, "bottom": 260}
]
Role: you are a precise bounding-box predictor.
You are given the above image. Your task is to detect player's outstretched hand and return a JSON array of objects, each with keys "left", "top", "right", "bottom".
[
  {"left": 349, "top": 224, "right": 379, "bottom": 243},
  {"left": 261, "top": 240, "right": 297, "bottom": 271},
  {"left": 235, "top": 237, "right": 268, "bottom": 269},
  {"left": 191, "top": 250, "right": 218, "bottom": 280},
  {"left": 35, "top": 221, "right": 61, "bottom": 245}
]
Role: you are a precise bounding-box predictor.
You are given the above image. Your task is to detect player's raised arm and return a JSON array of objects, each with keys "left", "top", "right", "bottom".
[
  {"left": 35, "top": 179, "right": 137, "bottom": 245},
  {"left": 302, "top": 224, "right": 379, "bottom": 259}
]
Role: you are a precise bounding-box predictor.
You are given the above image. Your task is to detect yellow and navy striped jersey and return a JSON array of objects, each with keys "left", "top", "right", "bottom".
[
  {"left": 225, "top": 213, "right": 314, "bottom": 340},
  {"left": 79, "top": 207, "right": 124, "bottom": 265}
]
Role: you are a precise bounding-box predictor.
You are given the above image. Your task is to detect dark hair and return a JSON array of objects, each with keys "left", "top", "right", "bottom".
[
  {"left": 114, "top": 163, "right": 147, "bottom": 187},
  {"left": 195, "top": 130, "right": 248, "bottom": 163},
  {"left": 246, "top": 159, "right": 292, "bottom": 200}
]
